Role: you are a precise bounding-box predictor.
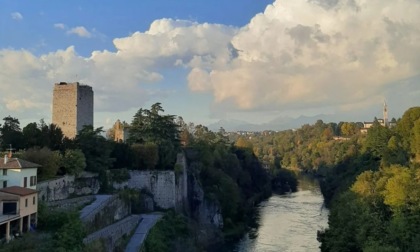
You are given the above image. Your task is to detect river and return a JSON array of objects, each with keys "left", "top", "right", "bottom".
[{"left": 234, "top": 174, "right": 329, "bottom": 252}]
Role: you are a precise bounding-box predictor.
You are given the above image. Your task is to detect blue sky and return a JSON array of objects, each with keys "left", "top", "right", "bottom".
[
  {"left": 1, "top": 0, "right": 419, "bottom": 130},
  {"left": 1, "top": 0, "right": 272, "bottom": 56}
]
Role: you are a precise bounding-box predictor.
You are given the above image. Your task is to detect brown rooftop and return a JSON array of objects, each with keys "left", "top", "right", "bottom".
[
  {"left": 0, "top": 158, "right": 41, "bottom": 169},
  {"left": 0, "top": 186, "right": 37, "bottom": 196}
]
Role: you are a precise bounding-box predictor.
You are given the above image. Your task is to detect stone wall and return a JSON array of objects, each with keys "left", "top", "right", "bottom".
[
  {"left": 83, "top": 215, "right": 141, "bottom": 252},
  {"left": 113, "top": 152, "right": 188, "bottom": 210},
  {"left": 83, "top": 195, "right": 131, "bottom": 234},
  {"left": 47, "top": 195, "right": 95, "bottom": 211},
  {"left": 114, "top": 170, "right": 176, "bottom": 209},
  {"left": 37, "top": 173, "right": 100, "bottom": 202}
]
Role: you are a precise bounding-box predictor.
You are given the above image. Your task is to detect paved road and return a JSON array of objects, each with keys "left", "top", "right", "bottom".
[
  {"left": 79, "top": 194, "right": 112, "bottom": 221},
  {"left": 125, "top": 214, "right": 163, "bottom": 252}
]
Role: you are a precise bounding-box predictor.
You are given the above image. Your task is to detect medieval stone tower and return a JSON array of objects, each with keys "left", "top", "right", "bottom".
[{"left": 52, "top": 82, "right": 93, "bottom": 139}]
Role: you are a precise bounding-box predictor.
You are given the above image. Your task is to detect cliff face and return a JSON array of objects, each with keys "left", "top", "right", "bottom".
[
  {"left": 187, "top": 171, "right": 224, "bottom": 246},
  {"left": 188, "top": 172, "right": 223, "bottom": 229}
]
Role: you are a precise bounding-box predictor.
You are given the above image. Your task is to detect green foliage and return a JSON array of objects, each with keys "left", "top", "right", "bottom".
[
  {"left": 396, "top": 107, "right": 420, "bottom": 152},
  {"left": 53, "top": 219, "right": 86, "bottom": 252},
  {"left": 75, "top": 125, "right": 114, "bottom": 173},
  {"left": 22, "top": 147, "right": 61, "bottom": 180},
  {"left": 320, "top": 107, "right": 420, "bottom": 251},
  {"left": 186, "top": 133, "right": 271, "bottom": 239},
  {"left": 61, "top": 149, "right": 86, "bottom": 176},
  {"left": 110, "top": 168, "right": 130, "bottom": 183},
  {"left": 29, "top": 205, "right": 86, "bottom": 252},
  {"left": 131, "top": 142, "right": 159, "bottom": 170},
  {"left": 143, "top": 211, "right": 193, "bottom": 252},
  {"left": 363, "top": 121, "right": 392, "bottom": 158},
  {"left": 0, "top": 233, "right": 53, "bottom": 252},
  {"left": 235, "top": 137, "right": 253, "bottom": 150},
  {"left": 129, "top": 103, "right": 180, "bottom": 170},
  {"left": 0, "top": 116, "right": 24, "bottom": 150}
]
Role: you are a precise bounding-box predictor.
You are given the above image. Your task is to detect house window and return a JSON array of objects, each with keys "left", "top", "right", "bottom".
[
  {"left": 2, "top": 169, "right": 6, "bottom": 175},
  {"left": 30, "top": 176, "right": 37, "bottom": 186},
  {"left": 33, "top": 196, "right": 36, "bottom": 205},
  {"left": 25, "top": 198, "right": 28, "bottom": 207},
  {"left": 24, "top": 177, "right": 27, "bottom": 188},
  {"left": 2, "top": 181, "right": 6, "bottom": 188}
]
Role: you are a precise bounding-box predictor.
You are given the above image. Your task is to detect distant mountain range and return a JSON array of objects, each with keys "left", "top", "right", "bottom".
[{"left": 207, "top": 114, "right": 344, "bottom": 132}]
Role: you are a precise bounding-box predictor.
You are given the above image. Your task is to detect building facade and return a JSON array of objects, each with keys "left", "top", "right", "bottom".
[
  {"left": 52, "top": 82, "right": 94, "bottom": 139},
  {"left": 0, "top": 155, "right": 39, "bottom": 243},
  {"left": 0, "top": 157, "right": 39, "bottom": 190},
  {"left": 0, "top": 186, "right": 38, "bottom": 242}
]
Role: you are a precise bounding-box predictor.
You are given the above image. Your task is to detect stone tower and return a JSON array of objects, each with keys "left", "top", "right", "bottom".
[{"left": 52, "top": 82, "right": 93, "bottom": 138}]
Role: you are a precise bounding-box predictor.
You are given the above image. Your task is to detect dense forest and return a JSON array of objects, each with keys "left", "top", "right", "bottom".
[
  {"left": 0, "top": 102, "right": 294, "bottom": 251},
  {"left": 239, "top": 106, "right": 420, "bottom": 251}
]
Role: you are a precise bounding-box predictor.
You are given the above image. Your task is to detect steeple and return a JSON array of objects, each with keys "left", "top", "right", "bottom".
[{"left": 383, "top": 100, "right": 389, "bottom": 127}]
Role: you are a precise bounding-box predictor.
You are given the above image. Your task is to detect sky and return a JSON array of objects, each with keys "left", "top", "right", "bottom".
[{"left": 1, "top": 0, "right": 419, "bottom": 130}]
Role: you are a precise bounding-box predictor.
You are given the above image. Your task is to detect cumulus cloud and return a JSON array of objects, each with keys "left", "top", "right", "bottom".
[
  {"left": 11, "top": 12, "right": 23, "bottom": 20},
  {"left": 67, "top": 26, "right": 92, "bottom": 38},
  {"left": 1, "top": 1, "right": 420, "bottom": 124},
  {"left": 0, "top": 19, "right": 235, "bottom": 122},
  {"left": 187, "top": 0, "right": 420, "bottom": 113}
]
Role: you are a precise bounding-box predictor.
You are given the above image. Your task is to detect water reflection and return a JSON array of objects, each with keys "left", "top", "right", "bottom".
[{"left": 234, "top": 174, "right": 329, "bottom": 252}]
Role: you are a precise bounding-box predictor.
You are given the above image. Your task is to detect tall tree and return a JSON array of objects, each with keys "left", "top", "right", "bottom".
[
  {"left": 0, "top": 116, "right": 24, "bottom": 150},
  {"left": 129, "top": 103, "right": 180, "bottom": 169},
  {"left": 22, "top": 122, "right": 42, "bottom": 148},
  {"left": 75, "top": 126, "right": 114, "bottom": 173}
]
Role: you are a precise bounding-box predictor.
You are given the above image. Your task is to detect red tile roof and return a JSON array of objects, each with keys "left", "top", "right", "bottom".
[
  {"left": 0, "top": 158, "right": 41, "bottom": 169},
  {"left": 0, "top": 186, "right": 37, "bottom": 196}
]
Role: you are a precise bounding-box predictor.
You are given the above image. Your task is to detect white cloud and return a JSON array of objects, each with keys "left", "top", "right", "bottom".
[
  {"left": 1, "top": 1, "right": 420, "bottom": 126},
  {"left": 54, "top": 23, "right": 66, "bottom": 29},
  {"left": 0, "top": 19, "right": 236, "bottom": 124},
  {"left": 11, "top": 12, "right": 23, "bottom": 20},
  {"left": 67, "top": 26, "right": 92, "bottom": 38},
  {"left": 186, "top": 0, "right": 420, "bottom": 114}
]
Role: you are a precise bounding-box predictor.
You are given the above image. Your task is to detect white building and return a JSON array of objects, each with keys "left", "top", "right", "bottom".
[
  {"left": 0, "top": 155, "right": 40, "bottom": 243},
  {"left": 0, "top": 156, "right": 39, "bottom": 190}
]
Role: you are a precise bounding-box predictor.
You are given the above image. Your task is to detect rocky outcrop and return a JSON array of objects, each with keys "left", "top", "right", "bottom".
[{"left": 188, "top": 174, "right": 223, "bottom": 229}]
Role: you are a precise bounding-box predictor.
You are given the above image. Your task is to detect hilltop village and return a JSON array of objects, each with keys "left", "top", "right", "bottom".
[{"left": 0, "top": 82, "right": 419, "bottom": 251}]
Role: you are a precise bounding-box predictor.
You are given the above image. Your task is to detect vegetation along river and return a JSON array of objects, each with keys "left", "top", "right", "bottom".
[{"left": 234, "top": 174, "right": 329, "bottom": 252}]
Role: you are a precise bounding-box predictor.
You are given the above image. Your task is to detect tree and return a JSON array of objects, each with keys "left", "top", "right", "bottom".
[
  {"left": 396, "top": 107, "right": 420, "bottom": 152},
  {"left": 22, "top": 147, "right": 61, "bottom": 180},
  {"left": 411, "top": 119, "right": 420, "bottom": 161},
  {"left": 235, "top": 137, "right": 253, "bottom": 150},
  {"left": 22, "top": 122, "right": 42, "bottom": 148},
  {"left": 75, "top": 126, "right": 114, "bottom": 173},
  {"left": 0, "top": 116, "right": 24, "bottom": 150},
  {"left": 363, "top": 121, "right": 392, "bottom": 158},
  {"left": 61, "top": 149, "right": 86, "bottom": 176},
  {"left": 340, "top": 122, "right": 358, "bottom": 137},
  {"left": 131, "top": 143, "right": 159, "bottom": 170},
  {"left": 129, "top": 103, "right": 180, "bottom": 169}
]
